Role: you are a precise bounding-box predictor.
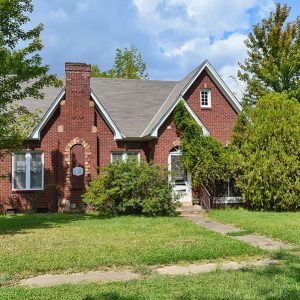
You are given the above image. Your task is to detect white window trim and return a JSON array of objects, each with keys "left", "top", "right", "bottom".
[
  {"left": 200, "top": 89, "right": 212, "bottom": 108},
  {"left": 110, "top": 151, "right": 140, "bottom": 163},
  {"left": 12, "top": 151, "right": 44, "bottom": 191}
]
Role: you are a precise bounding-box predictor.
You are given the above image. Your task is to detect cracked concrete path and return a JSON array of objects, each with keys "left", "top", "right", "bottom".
[
  {"left": 20, "top": 258, "right": 279, "bottom": 287},
  {"left": 185, "top": 215, "right": 241, "bottom": 234},
  {"left": 184, "top": 215, "right": 293, "bottom": 251},
  {"left": 234, "top": 234, "right": 293, "bottom": 250},
  {"left": 156, "top": 258, "right": 279, "bottom": 275},
  {"left": 20, "top": 271, "right": 139, "bottom": 287}
]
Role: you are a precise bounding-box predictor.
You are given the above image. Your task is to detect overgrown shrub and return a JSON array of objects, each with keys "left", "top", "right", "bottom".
[
  {"left": 83, "top": 158, "right": 179, "bottom": 216},
  {"left": 173, "top": 101, "right": 228, "bottom": 194},
  {"left": 231, "top": 92, "right": 300, "bottom": 211}
]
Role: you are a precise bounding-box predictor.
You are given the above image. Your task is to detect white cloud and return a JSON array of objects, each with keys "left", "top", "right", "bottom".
[{"left": 132, "top": 0, "right": 275, "bottom": 96}]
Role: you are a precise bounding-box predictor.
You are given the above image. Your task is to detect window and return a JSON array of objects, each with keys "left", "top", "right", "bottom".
[
  {"left": 111, "top": 151, "right": 140, "bottom": 163},
  {"left": 12, "top": 152, "right": 44, "bottom": 190},
  {"left": 200, "top": 89, "right": 211, "bottom": 108}
]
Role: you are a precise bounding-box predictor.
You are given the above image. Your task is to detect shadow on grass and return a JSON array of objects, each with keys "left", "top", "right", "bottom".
[
  {"left": 84, "top": 293, "right": 139, "bottom": 300},
  {"left": 0, "top": 213, "right": 99, "bottom": 235}
]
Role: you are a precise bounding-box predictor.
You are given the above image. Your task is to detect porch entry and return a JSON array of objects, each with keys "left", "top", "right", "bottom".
[{"left": 168, "top": 149, "right": 192, "bottom": 203}]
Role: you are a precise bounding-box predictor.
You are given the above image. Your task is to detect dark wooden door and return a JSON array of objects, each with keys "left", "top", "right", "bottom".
[{"left": 70, "top": 144, "right": 85, "bottom": 206}]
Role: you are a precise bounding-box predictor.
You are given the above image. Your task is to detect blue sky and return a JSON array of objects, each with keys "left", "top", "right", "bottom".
[{"left": 31, "top": 0, "right": 299, "bottom": 98}]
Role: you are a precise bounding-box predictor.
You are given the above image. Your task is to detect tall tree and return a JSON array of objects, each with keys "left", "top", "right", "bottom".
[
  {"left": 91, "top": 45, "right": 149, "bottom": 79},
  {"left": 0, "top": 0, "right": 62, "bottom": 157},
  {"left": 230, "top": 93, "right": 300, "bottom": 211},
  {"left": 238, "top": 3, "right": 300, "bottom": 105}
]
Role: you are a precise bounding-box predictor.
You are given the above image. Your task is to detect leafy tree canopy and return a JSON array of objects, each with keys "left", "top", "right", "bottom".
[
  {"left": 91, "top": 45, "right": 149, "bottom": 79},
  {"left": 231, "top": 92, "right": 300, "bottom": 211},
  {"left": 238, "top": 3, "right": 300, "bottom": 105},
  {"left": 0, "top": 0, "right": 62, "bottom": 157}
]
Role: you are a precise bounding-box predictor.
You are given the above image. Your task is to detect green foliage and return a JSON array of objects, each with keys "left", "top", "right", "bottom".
[
  {"left": 0, "top": 105, "right": 41, "bottom": 157},
  {"left": 0, "top": 0, "right": 62, "bottom": 157},
  {"left": 173, "top": 101, "right": 227, "bottom": 194},
  {"left": 91, "top": 65, "right": 101, "bottom": 77},
  {"left": 231, "top": 92, "right": 300, "bottom": 211},
  {"left": 83, "top": 158, "right": 178, "bottom": 216},
  {"left": 238, "top": 3, "right": 300, "bottom": 105},
  {"left": 91, "top": 45, "right": 149, "bottom": 79}
]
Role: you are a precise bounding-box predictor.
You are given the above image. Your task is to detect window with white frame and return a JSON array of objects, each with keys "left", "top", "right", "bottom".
[
  {"left": 200, "top": 89, "right": 211, "bottom": 108},
  {"left": 111, "top": 151, "right": 140, "bottom": 163},
  {"left": 12, "top": 152, "right": 44, "bottom": 190}
]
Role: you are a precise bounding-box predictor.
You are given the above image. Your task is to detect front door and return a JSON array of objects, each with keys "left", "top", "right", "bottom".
[
  {"left": 70, "top": 144, "right": 85, "bottom": 206},
  {"left": 168, "top": 150, "right": 192, "bottom": 203}
]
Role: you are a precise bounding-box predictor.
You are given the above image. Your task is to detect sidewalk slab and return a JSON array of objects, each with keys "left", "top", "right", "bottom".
[
  {"left": 185, "top": 215, "right": 241, "bottom": 234},
  {"left": 20, "top": 271, "right": 139, "bottom": 287},
  {"left": 234, "top": 234, "right": 293, "bottom": 251},
  {"left": 156, "top": 258, "right": 279, "bottom": 275}
]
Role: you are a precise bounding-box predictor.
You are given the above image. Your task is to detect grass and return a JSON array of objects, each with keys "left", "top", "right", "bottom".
[
  {"left": 208, "top": 209, "right": 300, "bottom": 248},
  {"left": 0, "top": 213, "right": 261, "bottom": 280},
  {"left": 0, "top": 256, "right": 299, "bottom": 299}
]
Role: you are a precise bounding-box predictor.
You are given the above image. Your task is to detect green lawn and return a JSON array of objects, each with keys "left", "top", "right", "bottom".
[
  {"left": 208, "top": 209, "right": 300, "bottom": 248},
  {"left": 1, "top": 258, "right": 299, "bottom": 300},
  {"left": 0, "top": 214, "right": 261, "bottom": 281}
]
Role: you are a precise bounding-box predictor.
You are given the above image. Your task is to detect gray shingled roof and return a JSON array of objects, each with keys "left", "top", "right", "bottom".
[
  {"left": 90, "top": 78, "right": 177, "bottom": 137},
  {"left": 142, "top": 63, "right": 203, "bottom": 136},
  {"left": 18, "top": 82, "right": 65, "bottom": 115}
]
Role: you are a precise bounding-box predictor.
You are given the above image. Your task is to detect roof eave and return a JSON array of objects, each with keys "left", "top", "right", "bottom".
[
  {"left": 148, "top": 96, "right": 210, "bottom": 138},
  {"left": 30, "top": 88, "right": 66, "bottom": 140}
]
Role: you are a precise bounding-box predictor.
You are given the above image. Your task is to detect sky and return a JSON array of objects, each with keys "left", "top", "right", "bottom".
[{"left": 30, "top": 0, "right": 299, "bottom": 98}]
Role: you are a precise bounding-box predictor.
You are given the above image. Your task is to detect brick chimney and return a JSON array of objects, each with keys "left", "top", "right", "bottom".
[{"left": 65, "top": 62, "right": 91, "bottom": 104}]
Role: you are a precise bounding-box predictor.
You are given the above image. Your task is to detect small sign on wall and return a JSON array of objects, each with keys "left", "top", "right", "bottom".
[{"left": 73, "top": 167, "right": 84, "bottom": 176}]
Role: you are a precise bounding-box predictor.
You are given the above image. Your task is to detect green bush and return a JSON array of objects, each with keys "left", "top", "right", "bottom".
[
  {"left": 83, "top": 158, "right": 179, "bottom": 216},
  {"left": 173, "top": 100, "right": 228, "bottom": 194},
  {"left": 231, "top": 92, "right": 300, "bottom": 211}
]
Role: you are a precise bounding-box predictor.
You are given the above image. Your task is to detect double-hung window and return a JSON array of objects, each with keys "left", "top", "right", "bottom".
[
  {"left": 12, "top": 152, "right": 44, "bottom": 190},
  {"left": 200, "top": 89, "right": 212, "bottom": 108},
  {"left": 111, "top": 151, "right": 140, "bottom": 163}
]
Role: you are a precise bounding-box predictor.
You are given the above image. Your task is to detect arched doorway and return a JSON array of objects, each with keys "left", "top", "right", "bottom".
[
  {"left": 64, "top": 138, "right": 92, "bottom": 208},
  {"left": 168, "top": 148, "right": 192, "bottom": 203},
  {"left": 70, "top": 144, "right": 85, "bottom": 189}
]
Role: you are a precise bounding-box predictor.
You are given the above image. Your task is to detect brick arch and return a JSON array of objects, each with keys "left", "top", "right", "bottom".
[{"left": 64, "top": 137, "right": 92, "bottom": 188}]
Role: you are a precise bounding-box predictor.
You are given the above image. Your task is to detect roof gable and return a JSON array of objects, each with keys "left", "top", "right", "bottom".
[{"left": 142, "top": 60, "right": 242, "bottom": 137}]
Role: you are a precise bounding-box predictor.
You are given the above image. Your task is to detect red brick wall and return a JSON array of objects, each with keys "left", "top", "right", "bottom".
[
  {"left": 151, "top": 114, "right": 180, "bottom": 165},
  {"left": 184, "top": 70, "right": 238, "bottom": 145}
]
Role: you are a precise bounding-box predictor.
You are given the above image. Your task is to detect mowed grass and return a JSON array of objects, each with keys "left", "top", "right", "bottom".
[
  {"left": 208, "top": 209, "right": 300, "bottom": 248},
  {"left": 1, "top": 259, "right": 300, "bottom": 300},
  {"left": 0, "top": 214, "right": 262, "bottom": 279}
]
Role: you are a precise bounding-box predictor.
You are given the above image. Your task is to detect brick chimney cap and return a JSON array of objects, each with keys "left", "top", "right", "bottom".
[{"left": 65, "top": 62, "right": 91, "bottom": 72}]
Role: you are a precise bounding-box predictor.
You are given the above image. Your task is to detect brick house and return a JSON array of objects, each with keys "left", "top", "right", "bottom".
[{"left": 0, "top": 60, "right": 242, "bottom": 213}]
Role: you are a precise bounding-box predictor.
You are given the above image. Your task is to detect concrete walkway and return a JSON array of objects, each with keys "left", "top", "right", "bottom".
[
  {"left": 20, "top": 257, "right": 280, "bottom": 287},
  {"left": 20, "top": 271, "right": 139, "bottom": 287},
  {"left": 156, "top": 258, "right": 279, "bottom": 275},
  {"left": 185, "top": 215, "right": 293, "bottom": 251}
]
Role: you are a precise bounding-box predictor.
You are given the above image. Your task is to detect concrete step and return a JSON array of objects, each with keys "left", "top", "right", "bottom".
[{"left": 177, "top": 204, "right": 203, "bottom": 215}]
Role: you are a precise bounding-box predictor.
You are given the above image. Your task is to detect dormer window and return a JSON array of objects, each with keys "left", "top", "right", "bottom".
[{"left": 200, "top": 89, "right": 211, "bottom": 108}]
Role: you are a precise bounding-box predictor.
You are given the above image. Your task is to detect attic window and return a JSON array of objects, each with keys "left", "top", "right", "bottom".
[{"left": 200, "top": 89, "right": 211, "bottom": 108}]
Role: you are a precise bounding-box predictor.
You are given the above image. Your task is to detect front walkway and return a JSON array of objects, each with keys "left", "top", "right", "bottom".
[
  {"left": 20, "top": 257, "right": 279, "bottom": 287},
  {"left": 185, "top": 214, "right": 293, "bottom": 251}
]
